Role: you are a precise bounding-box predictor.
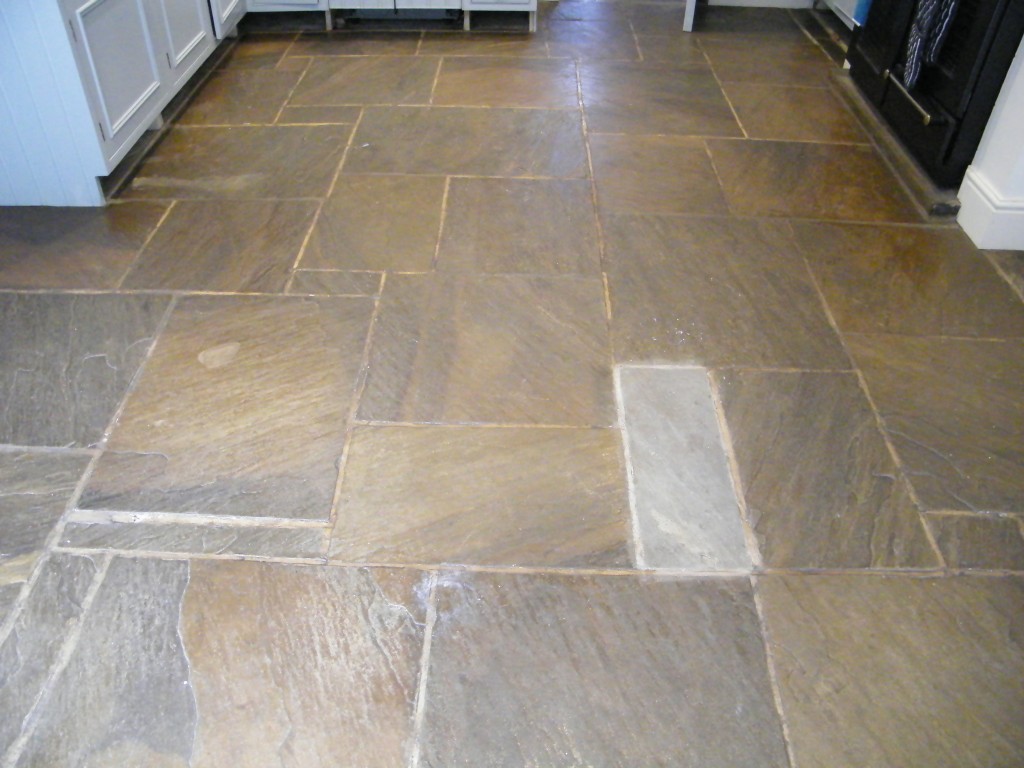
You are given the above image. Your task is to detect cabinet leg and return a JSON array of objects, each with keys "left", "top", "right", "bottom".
[
  {"left": 463, "top": 9, "right": 471, "bottom": 31},
  {"left": 529, "top": 10, "right": 536, "bottom": 32},
  {"left": 148, "top": 114, "right": 165, "bottom": 131}
]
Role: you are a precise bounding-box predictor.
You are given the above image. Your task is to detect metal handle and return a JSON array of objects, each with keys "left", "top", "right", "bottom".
[{"left": 883, "top": 70, "right": 941, "bottom": 126}]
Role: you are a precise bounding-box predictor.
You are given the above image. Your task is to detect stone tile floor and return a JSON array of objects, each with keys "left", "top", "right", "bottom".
[{"left": 1, "top": 3, "right": 1023, "bottom": 765}]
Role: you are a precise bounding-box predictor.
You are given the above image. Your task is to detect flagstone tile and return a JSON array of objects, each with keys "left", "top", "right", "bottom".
[
  {"left": 179, "top": 69, "right": 302, "bottom": 125},
  {"left": 722, "top": 83, "right": 868, "bottom": 143},
  {"left": 288, "top": 270, "right": 383, "bottom": 296},
  {"left": 289, "top": 56, "right": 440, "bottom": 106},
  {"left": 432, "top": 57, "right": 579, "bottom": 109},
  {"left": 924, "top": 514, "right": 1024, "bottom": 571}
]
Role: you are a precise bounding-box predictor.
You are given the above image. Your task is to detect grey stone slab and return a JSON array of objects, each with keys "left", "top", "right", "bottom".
[
  {"left": 925, "top": 514, "right": 1024, "bottom": 571},
  {"left": 79, "top": 296, "right": 374, "bottom": 519},
  {"left": 420, "top": 571, "right": 789, "bottom": 767},
  {"left": 288, "top": 270, "right": 383, "bottom": 296},
  {"left": 618, "top": 367, "right": 750, "bottom": 570},
  {"left": 714, "top": 370, "right": 939, "bottom": 569},
  {"left": 0, "top": 294, "right": 171, "bottom": 448},
  {"left": 759, "top": 574, "right": 1024, "bottom": 768},
  {"left": 60, "top": 521, "right": 325, "bottom": 559},
  {"left": 0, "top": 554, "right": 100, "bottom": 754}
]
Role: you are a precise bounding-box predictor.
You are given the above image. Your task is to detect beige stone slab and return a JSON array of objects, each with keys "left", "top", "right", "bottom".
[
  {"left": 634, "top": 34, "right": 710, "bottom": 67},
  {"left": 545, "top": 20, "right": 641, "bottom": 60},
  {"left": 432, "top": 57, "right": 580, "bottom": 109},
  {"left": 344, "top": 107, "right": 588, "bottom": 177},
  {"left": 275, "top": 104, "right": 362, "bottom": 125},
  {"left": 437, "top": 178, "right": 600, "bottom": 274},
  {"left": 419, "top": 571, "right": 789, "bottom": 766},
  {"left": 358, "top": 273, "right": 615, "bottom": 425},
  {"left": 793, "top": 222, "right": 1024, "bottom": 337},
  {"left": 723, "top": 83, "right": 868, "bottom": 142},
  {"left": 846, "top": 335, "right": 1024, "bottom": 514},
  {"left": 0, "top": 203, "right": 168, "bottom": 290},
  {"left": 80, "top": 296, "right": 374, "bottom": 519},
  {"left": 301, "top": 175, "right": 445, "bottom": 271},
  {"left": 178, "top": 69, "right": 302, "bottom": 125},
  {"left": 418, "top": 32, "right": 549, "bottom": 57},
  {"left": 289, "top": 56, "right": 439, "bottom": 106},
  {"left": 759, "top": 573, "right": 1024, "bottom": 768},
  {"left": 604, "top": 215, "right": 849, "bottom": 367},
  {"left": 700, "top": 39, "right": 834, "bottom": 86},
  {"left": 330, "top": 426, "right": 629, "bottom": 566},
  {"left": 123, "top": 200, "right": 319, "bottom": 292},
  {"left": 714, "top": 370, "right": 939, "bottom": 569},
  {"left": 288, "top": 31, "right": 422, "bottom": 56},
  {"left": 925, "top": 514, "right": 1024, "bottom": 571}
]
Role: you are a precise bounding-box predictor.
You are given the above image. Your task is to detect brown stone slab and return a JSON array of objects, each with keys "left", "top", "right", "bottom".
[
  {"left": 925, "top": 514, "right": 1024, "bottom": 570},
  {"left": 288, "top": 270, "right": 383, "bottom": 296},
  {"left": 288, "top": 31, "right": 422, "bottom": 56},
  {"left": 700, "top": 39, "right": 833, "bottom": 86},
  {"left": 178, "top": 69, "right": 302, "bottom": 125},
  {"left": 545, "top": 20, "right": 641, "bottom": 60},
  {"left": 723, "top": 83, "right": 868, "bottom": 142},
  {"left": 289, "top": 56, "right": 439, "bottom": 106},
  {"left": 433, "top": 57, "right": 580, "bottom": 109}
]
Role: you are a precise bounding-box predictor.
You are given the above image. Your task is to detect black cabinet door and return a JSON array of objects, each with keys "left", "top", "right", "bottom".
[{"left": 849, "top": 0, "right": 916, "bottom": 101}]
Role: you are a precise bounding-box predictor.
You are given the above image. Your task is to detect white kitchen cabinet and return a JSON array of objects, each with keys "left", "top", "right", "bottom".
[
  {"left": 246, "top": 0, "right": 328, "bottom": 11},
  {"left": 149, "top": 0, "right": 218, "bottom": 91},
  {"left": 462, "top": 0, "right": 536, "bottom": 31},
  {"left": 209, "top": 0, "right": 246, "bottom": 38}
]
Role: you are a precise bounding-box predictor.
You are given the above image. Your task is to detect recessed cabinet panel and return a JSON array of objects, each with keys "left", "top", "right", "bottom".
[
  {"left": 71, "top": 0, "right": 162, "bottom": 141},
  {"left": 151, "top": 0, "right": 215, "bottom": 89},
  {"left": 209, "top": 0, "right": 245, "bottom": 38},
  {"left": 249, "top": 0, "right": 325, "bottom": 7}
]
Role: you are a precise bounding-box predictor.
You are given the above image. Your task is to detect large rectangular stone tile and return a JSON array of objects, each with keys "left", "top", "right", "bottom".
[
  {"left": 437, "top": 178, "right": 600, "bottom": 274},
  {"left": 432, "top": 57, "right": 580, "bottom": 109},
  {"left": 0, "top": 452, "right": 92, "bottom": 595},
  {"left": 0, "top": 294, "right": 171, "bottom": 448},
  {"left": 589, "top": 134, "right": 729, "bottom": 215},
  {"left": 123, "top": 125, "right": 351, "bottom": 199},
  {"left": 79, "top": 296, "right": 374, "bottom": 519},
  {"left": 11, "top": 558, "right": 427, "bottom": 767},
  {"left": 759, "top": 574, "right": 1024, "bottom": 767},
  {"left": 618, "top": 367, "right": 750, "bottom": 570},
  {"left": 288, "top": 31, "right": 422, "bottom": 56},
  {"left": 344, "top": 107, "right": 587, "bottom": 177},
  {"left": 0, "top": 554, "right": 100, "bottom": 753},
  {"left": 330, "top": 426, "right": 629, "bottom": 566},
  {"left": 925, "top": 513, "right": 1024, "bottom": 571},
  {"left": 0, "top": 203, "right": 168, "bottom": 290},
  {"left": 275, "top": 104, "right": 362, "bottom": 125},
  {"left": 288, "top": 270, "right": 383, "bottom": 296},
  {"left": 700, "top": 39, "right": 833, "bottom": 86},
  {"left": 715, "top": 370, "right": 939, "bottom": 569},
  {"left": 122, "top": 200, "right": 319, "bottom": 292},
  {"left": 300, "top": 175, "right": 445, "bottom": 271},
  {"left": 289, "top": 56, "right": 440, "bottom": 106},
  {"left": 217, "top": 33, "right": 296, "bottom": 69},
  {"left": 544, "top": 20, "right": 640, "bottom": 60},
  {"left": 707, "top": 139, "right": 921, "bottom": 221},
  {"left": 634, "top": 34, "right": 710, "bottom": 68},
  {"left": 604, "top": 215, "right": 849, "bottom": 367},
  {"left": 419, "top": 571, "right": 789, "bottom": 767},
  {"left": 695, "top": 6, "right": 811, "bottom": 41},
  {"left": 722, "top": 83, "right": 868, "bottom": 142},
  {"left": 418, "top": 31, "right": 549, "bottom": 57},
  {"left": 581, "top": 62, "right": 741, "bottom": 136},
  {"left": 847, "top": 335, "right": 1024, "bottom": 514},
  {"left": 358, "top": 274, "right": 615, "bottom": 425},
  {"left": 178, "top": 69, "right": 303, "bottom": 125},
  {"left": 792, "top": 222, "right": 1024, "bottom": 337}
]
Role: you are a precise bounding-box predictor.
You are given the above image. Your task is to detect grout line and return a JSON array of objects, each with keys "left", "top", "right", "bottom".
[
  {"left": 600, "top": 272, "right": 613, "bottom": 324},
  {"left": 428, "top": 57, "right": 444, "bottom": 106},
  {"left": 706, "top": 369, "right": 764, "bottom": 569},
  {"left": 325, "top": 108, "right": 365, "bottom": 197},
  {"left": 750, "top": 574, "right": 799, "bottom": 768},
  {"left": 700, "top": 137, "right": 737, "bottom": 216},
  {"left": 1, "top": 553, "right": 113, "bottom": 768},
  {"left": 351, "top": 420, "right": 615, "bottom": 429},
  {"left": 52, "top": 546, "right": 326, "bottom": 566},
  {"left": 285, "top": 198, "right": 326, "bottom": 289},
  {"left": 985, "top": 251, "right": 1024, "bottom": 305},
  {"left": 407, "top": 571, "right": 439, "bottom": 768},
  {"left": 429, "top": 177, "right": 452, "bottom": 271},
  {"left": 65, "top": 509, "right": 328, "bottom": 529},
  {"left": 924, "top": 508, "right": 1024, "bottom": 518},
  {"left": 415, "top": 30, "right": 425, "bottom": 56},
  {"left": 115, "top": 200, "right": 176, "bottom": 291},
  {"left": 628, "top": 20, "right": 644, "bottom": 62},
  {"left": 272, "top": 53, "right": 313, "bottom": 125},
  {"left": 613, "top": 366, "right": 646, "bottom": 569}
]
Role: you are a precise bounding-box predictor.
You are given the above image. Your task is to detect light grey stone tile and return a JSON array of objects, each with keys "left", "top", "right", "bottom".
[{"left": 618, "top": 367, "right": 750, "bottom": 570}]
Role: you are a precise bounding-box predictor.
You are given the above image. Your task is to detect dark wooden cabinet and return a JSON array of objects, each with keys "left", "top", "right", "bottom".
[{"left": 848, "top": 0, "right": 1024, "bottom": 187}]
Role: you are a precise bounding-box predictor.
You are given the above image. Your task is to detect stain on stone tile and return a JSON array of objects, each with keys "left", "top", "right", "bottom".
[
  {"left": 419, "top": 571, "right": 789, "bottom": 767},
  {"left": 707, "top": 139, "right": 921, "bottom": 221},
  {"left": 433, "top": 58, "right": 580, "bottom": 109},
  {"left": 122, "top": 200, "right": 319, "bottom": 292},
  {"left": 330, "top": 426, "right": 629, "bottom": 566},
  {"left": 759, "top": 573, "right": 1024, "bottom": 767},
  {"left": 604, "top": 215, "right": 849, "bottom": 368},
  {"left": 344, "top": 107, "right": 587, "bottom": 177},
  {"left": 358, "top": 274, "right": 615, "bottom": 425},
  {"left": 618, "top": 367, "right": 750, "bottom": 570},
  {"left": 288, "top": 270, "right": 383, "bottom": 296},
  {"left": 715, "top": 370, "right": 939, "bottom": 569},
  {"left": 589, "top": 134, "right": 729, "bottom": 215},
  {"left": 437, "top": 178, "right": 600, "bottom": 274},
  {"left": 793, "top": 222, "right": 1024, "bottom": 337},
  {"left": 723, "top": 83, "right": 868, "bottom": 142},
  {"left": 0, "top": 294, "right": 171, "bottom": 448},
  {"left": 847, "top": 335, "right": 1024, "bottom": 514},
  {"left": 290, "top": 56, "right": 439, "bottom": 106},
  {"left": 925, "top": 514, "right": 1024, "bottom": 570},
  {"left": 0, "top": 554, "right": 100, "bottom": 753},
  {"left": 80, "top": 296, "right": 374, "bottom": 519},
  {"left": 0, "top": 203, "right": 168, "bottom": 290},
  {"left": 302, "top": 176, "right": 445, "bottom": 271},
  {"left": 179, "top": 69, "right": 303, "bottom": 125}
]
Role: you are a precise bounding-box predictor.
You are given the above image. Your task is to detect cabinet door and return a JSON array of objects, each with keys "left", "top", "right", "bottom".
[
  {"left": 248, "top": 0, "right": 326, "bottom": 9},
  {"left": 149, "top": 0, "right": 215, "bottom": 90},
  {"left": 209, "top": 0, "right": 246, "bottom": 38},
  {"left": 65, "top": 0, "right": 164, "bottom": 164}
]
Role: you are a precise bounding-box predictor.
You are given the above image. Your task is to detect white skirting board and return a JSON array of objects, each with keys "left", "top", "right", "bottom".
[
  {"left": 958, "top": 167, "right": 1024, "bottom": 250},
  {"left": 708, "top": 0, "right": 814, "bottom": 8}
]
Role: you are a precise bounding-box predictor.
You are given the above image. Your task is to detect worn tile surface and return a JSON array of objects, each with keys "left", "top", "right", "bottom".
[
  {"left": 0, "top": 294, "right": 170, "bottom": 448},
  {"left": 715, "top": 370, "right": 939, "bottom": 569},
  {"left": 604, "top": 215, "right": 849, "bottom": 367},
  {"left": 0, "top": 204, "right": 168, "bottom": 290},
  {"left": 290, "top": 56, "right": 440, "bottom": 106},
  {"left": 847, "top": 335, "right": 1024, "bottom": 514},
  {"left": 701, "top": 39, "right": 833, "bottom": 86},
  {"left": 178, "top": 69, "right": 303, "bottom": 125},
  {"left": 618, "top": 367, "right": 750, "bottom": 570},
  {"left": 759, "top": 574, "right": 1024, "bottom": 768},
  {"left": 925, "top": 514, "right": 1024, "bottom": 571},
  {"left": 80, "top": 297, "right": 374, "bottom": 519},
  {"left": 420, "top": 571, "right": 789, "bottom": 767},
  {"left": 433, "top": 57, "right": 580, "bottom": 109},
  {"left": 723, "top": 83, "right": 868, "bottom": 142},
  {"left": 793, "top": 222, "right": 1024, "bottom": 337},
  {"left": 707, "top": 139, "right": 921, "bottom": 221},
  {"left": 289, "top": 31, "right": 422, "bottom": 56},
  {"left": 590, "top": 134, "right": 729, "bottom": 215},
  {"left": 288, "top": 270, "right": 382, "bottom": 295},
  {"left": 359, "top": 274, "right": 614, "bottom": 425},
  {"left": 344, "top": 107, "right": 588, "bottom": 177},
  {"left": 330, "top": 426, "right": 629, "bottom": 566},
  {"left": 275, "top": 104, "right": 362, "bottom": 124},
  {"left": 437, "top": 178, "right": 600, "bottom": 274},
  {"left": 301, "top": 176, "right": 445, "bottom": 271},
  {"left": 545, "top": 20, "right": 640, "bottom": 60},
  {"left": 218, "top": 33, "right": 296, "bottom": 69},
  {"left": 123, "top": 200, "right": 319, "bottom": 292},
  {"left": 419, "top": 31, "right": 549, "bottom": 57}
]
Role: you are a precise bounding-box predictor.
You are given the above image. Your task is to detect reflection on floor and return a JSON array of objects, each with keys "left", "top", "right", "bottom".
[{"left": 1, "top": 4, "right": 1023, "bottom": 765}]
